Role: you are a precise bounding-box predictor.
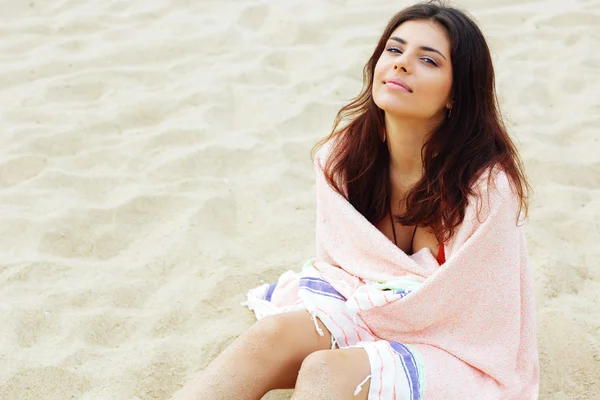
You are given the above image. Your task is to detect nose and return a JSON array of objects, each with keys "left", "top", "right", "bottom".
[
  {"left": 393, "top": 63, "right": 409, "bottom": 73},
  {"left": 393, "top": 55, "right": 410, "bottom": 73}
]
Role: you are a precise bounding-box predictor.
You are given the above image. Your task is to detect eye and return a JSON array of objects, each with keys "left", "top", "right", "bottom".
[
  {"left": 422, "top": 57, "right": 438, "bottom": 67},
  {"left": 386, "top": 47, "right": 402, "bottom": 54}
]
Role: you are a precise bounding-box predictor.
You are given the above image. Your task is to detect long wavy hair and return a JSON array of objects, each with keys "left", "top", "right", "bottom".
[{"left": 312, "top": 0, "right": 530, "bottom": 243}]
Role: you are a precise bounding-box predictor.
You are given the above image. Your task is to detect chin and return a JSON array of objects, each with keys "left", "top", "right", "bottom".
[
  {"left": 374, "top": 94, "right": 412, "bottom": 116},
  {"left": 377, "top": 102, "right": 414, "bottom": 118}
]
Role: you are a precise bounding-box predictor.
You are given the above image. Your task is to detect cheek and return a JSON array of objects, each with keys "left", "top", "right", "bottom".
[
  {"left": 371, "top": 62, "right": 384, "bottom": 96},
  {"left": 422, "top": 73, "right": 452, "bottom": 101},
  {"left": 372, "top": 58, "right": 394, "bottom": 92},
  {"left": 373, "top": 59, "right": 386, "bottom": 82},
  {"left": 436, "top": 70, "right": 453, "bottom": 95}
]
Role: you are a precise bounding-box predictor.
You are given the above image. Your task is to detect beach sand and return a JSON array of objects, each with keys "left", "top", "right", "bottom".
[{"left": 0, "top": 0, "right": 599, "bottom": 399}]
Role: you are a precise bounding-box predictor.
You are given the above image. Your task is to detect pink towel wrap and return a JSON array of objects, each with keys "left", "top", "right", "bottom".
[{"left": 245, "top": 141, "right": 539, "bottom": 399}]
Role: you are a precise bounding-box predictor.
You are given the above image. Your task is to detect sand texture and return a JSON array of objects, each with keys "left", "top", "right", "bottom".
[{"left": 0, "top": 0, "right": 599, "bottom": 399}]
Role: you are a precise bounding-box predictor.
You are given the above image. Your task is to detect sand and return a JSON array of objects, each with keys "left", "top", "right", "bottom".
[{"left": 0, "top": 0, "right": 598, "bottom": 399}]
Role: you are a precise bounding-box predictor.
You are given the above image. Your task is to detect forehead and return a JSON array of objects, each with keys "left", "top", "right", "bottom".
[{"left": 388, "top": 20, "right": 451, "bottom": 54}]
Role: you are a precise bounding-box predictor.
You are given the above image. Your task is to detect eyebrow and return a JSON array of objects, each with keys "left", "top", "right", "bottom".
[{"left": 388, "top": 36, "right": 447, "bottom": 60}]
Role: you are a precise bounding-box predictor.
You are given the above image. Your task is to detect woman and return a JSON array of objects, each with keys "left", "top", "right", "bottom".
[{"left": 174, "top": 1, "right": 539, "bottom": 399}]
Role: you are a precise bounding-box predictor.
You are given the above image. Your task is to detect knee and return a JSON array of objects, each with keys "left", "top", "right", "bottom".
[
  {"left": 298, "top": 350, "right": 336, "bottom": 381},
  {"left": 294, "top": 350, "right": 341, "bottom": 398},
  {"left": 243, "top": 311, "right": 332, "bottom": 371},
  {"left": 245, "top": 314, "right": 293, "bottom": 349}
]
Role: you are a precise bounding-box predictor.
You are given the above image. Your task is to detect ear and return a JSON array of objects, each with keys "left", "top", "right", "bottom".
[
  {"left": 447, "top": 93, "right": 456, "bottom": 108},
  {"left": 446, "top": 94, "right": 454, "bottom": 110}
]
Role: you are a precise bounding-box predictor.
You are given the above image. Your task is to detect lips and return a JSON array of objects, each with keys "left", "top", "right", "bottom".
[{"left": 385, "top": 78, "right": 412, "bottom": 93}]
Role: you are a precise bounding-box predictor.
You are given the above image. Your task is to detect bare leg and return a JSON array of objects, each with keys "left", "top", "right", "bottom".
[
  {"left": 172, "top": 311, "right": 333, "bottom": 400},
  {"left": 291, "top": 348, "right": 371, "bottom": 400}
]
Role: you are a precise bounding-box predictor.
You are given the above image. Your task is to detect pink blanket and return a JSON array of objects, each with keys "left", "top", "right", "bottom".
[{"left": 246, "top": 142, "right": 539, "bottom": 399}]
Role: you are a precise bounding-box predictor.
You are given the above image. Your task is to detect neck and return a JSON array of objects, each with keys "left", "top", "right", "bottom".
[{"left": 385, "top": 114, "right": 437, "bottom": 183}]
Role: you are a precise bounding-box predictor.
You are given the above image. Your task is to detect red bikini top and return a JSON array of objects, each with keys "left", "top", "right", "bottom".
[{"left": 437, "top": 244, "right": 446, "bottom": 265}]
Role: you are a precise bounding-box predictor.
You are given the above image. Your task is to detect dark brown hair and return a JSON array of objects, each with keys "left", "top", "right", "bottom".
[{"left": 312, "top": 0, "right": 530, "bottom": 243}]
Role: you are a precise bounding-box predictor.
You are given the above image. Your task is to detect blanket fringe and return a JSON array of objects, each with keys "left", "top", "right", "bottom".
[
  {"left": 354, "top": 375, "right": 371, "bottom": 396},
  {"left": 306, "top": 306, "right": 324, "bottom": 336}
]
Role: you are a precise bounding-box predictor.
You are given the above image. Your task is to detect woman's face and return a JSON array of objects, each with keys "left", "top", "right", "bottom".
[{"left": 372, "top": 20, "right": 453, "bottom": 120}]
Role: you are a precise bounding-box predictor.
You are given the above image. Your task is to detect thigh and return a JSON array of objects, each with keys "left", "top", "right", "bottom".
[
  {"left": 171, "top": 310, "right": 334, "bottom": 399},
  {"left": 294, "top": 347, "right": 371, "bottom": 400},
  {"left": 248, "top": 310, "right": 334, "bottom": 390},
  {"left": 295, "top": 341, "right": 426, "bottom": 400},
  {"left": 252, "top": 309, "right": 334, "bottom": 357}
]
